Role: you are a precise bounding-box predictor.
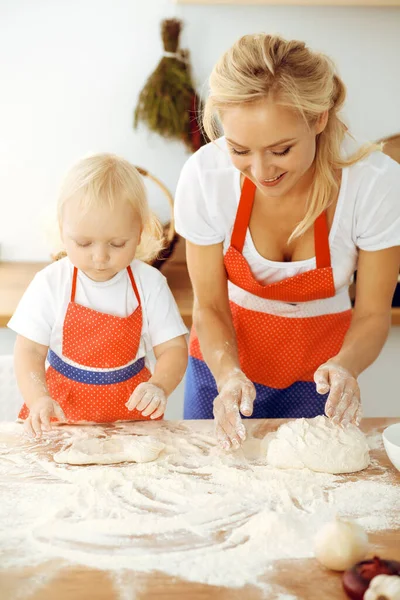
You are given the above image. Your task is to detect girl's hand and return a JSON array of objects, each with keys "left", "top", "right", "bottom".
[
  {"left": 126, "top": 382, "right": 167, "bottom": 420},
  {"left": 213, "top": 372, "right": 256, "bottom": 450},
  {"left": 24, "top": 395, "right": 66, "bottom": 438},
  {"left": 314, "top": 361, "right": 362, "bottom": 427}
]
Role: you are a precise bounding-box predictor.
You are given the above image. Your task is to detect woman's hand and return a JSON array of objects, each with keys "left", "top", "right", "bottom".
[
  {"left": 126, "top": 382, "right": 167, "bottom": 420},
  {"left": 213, "top": 371, "right": 256, "bottom": 450},
  {"left": 24, "top": 395, "right": 66, "bottom": 438},
  {"left": 314, "top": 361, "right": 362, "bottom": 427}
]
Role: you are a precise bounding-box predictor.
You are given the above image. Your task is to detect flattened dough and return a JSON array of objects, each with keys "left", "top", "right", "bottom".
[
  {"left": 263, "top": 416, "right": 370, "bottom": 474},
  {"left": 54, "top": 435, "right": 165, "bottom": 465}
]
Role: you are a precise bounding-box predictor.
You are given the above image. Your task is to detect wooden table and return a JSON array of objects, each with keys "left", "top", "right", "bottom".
[{"left": 0, "top": 418, "right": 399, "bottom": 600}]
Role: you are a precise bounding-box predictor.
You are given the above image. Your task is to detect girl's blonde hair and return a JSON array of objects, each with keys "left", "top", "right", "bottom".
[
  {"left": 203, "top": 34, "right": 380, "bottom": 240},
  {"left": 57, "top": 153, "right": 164, "bottom": 262}
]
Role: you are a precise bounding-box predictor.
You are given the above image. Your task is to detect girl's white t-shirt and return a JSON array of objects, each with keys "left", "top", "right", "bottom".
[
  {"left": 174, "top": 137, "right": 400, "bottom": 295},
  {"left": 8, "top": 258, "right": 188, "bottom": 371}
]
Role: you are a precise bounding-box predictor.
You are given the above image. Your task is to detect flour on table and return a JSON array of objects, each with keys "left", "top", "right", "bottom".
[
  {"left": 0, "top": 420, "right": 398, "bottom": 596},
  {"left": 263, "top": 416, "right": 370, "bottom": 474},
  {"left": 367, "top": 431, "right": 384, "bottom": 451},
  {"left": 53, "top": 435, "right": 165, "bottom": 465}
]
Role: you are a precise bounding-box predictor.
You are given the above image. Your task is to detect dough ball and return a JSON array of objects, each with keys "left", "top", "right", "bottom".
[
  {"left": 263, "top": 416, "right": 370, "bottom": 474},
  {"left": 54, "top": 435, "right": 165, "bottom": 465},
  {"left": 314, "top": 517, "right": 369, "bottom": 571}
]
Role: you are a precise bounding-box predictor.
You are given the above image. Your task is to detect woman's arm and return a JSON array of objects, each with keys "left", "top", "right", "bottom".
[
  {"left": 336, "top": 247, "right": 399, "bottom": 374},
  {"left": 314, "top": 246, "right": 400, "bottom": 424},
  {"left": 186, "top": 241, "right": 239, "bottom": 385},
  {"left": 185, "top": 241, "right": 256, "bottom": 449},
  {"left": 126, "top": 335, "right": 187, "bottom": 419},
  {"left": 14, "top": 335, "right": 65, "bottom": 437}
]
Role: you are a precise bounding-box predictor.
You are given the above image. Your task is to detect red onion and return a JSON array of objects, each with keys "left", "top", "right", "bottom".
[{"left": 342, "top": 556, "right": 400, "bottom": 600}]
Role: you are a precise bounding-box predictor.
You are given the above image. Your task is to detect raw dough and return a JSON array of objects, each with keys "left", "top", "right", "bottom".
[
  {"left": 263, "top": 416, "right": 370, "bottom": 474},
  {"left": 53, "top": 435, "right": 165, "bottom": 465}
]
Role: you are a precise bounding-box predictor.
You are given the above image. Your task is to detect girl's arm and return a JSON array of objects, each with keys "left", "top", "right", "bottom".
[
  {"left": 314, "top": 246, "right": 400, "bottom": 425},
  {"left": 126, "top": 335, "right": 187, "bottom": 419},
  {"left": 14, "top": 335, "right": 65, "bottom": 437},
  {"left": 149, "top": 335, "right": 188, "bottom": 398}
]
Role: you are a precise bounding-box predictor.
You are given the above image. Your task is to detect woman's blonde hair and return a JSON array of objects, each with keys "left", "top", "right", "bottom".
[
  {"left": 57, "top": 153, "right": 164, "bottom": 262},
  {"left": 203, "top": 34, "right": 380, "bottom": 240}
]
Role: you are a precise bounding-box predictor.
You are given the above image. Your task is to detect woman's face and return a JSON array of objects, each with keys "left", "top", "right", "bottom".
[{"left": 221, "top": 98, "right": 327, "bottom": 199}]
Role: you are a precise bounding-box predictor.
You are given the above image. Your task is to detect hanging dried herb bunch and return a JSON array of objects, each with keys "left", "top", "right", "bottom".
[{"left": 134, "top": 18, "right": 206, "bottom": 153}]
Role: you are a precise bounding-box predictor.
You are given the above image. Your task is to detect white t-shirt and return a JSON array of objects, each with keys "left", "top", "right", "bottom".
[
  {"left": 174, "top": 137, "right": 400, "bottom": 318},
  {"left": 8, "top": 258, "right": 188, "bottom": 371}
]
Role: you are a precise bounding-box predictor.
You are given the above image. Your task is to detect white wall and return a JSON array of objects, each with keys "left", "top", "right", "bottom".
[
  {"left": 0, "top": 1, "right": 399, "bottom": 261},
  {"left": 358, "top": 328, "right": 400, "bottom": 418}
]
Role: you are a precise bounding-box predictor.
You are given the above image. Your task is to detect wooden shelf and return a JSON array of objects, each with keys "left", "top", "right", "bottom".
[
  {"left": 1, "top": 247, "right": 399, "bottom": 329},
  {"left": 392, "top": 308, "right": 400, "bottom": 326},
  {"left": 176, "top": 0, "right": 400, "bottom": 5},
  {"left": 0, "top": 261, "right": 49, "bottom": 328},
  {"left": 0, "top": 244, "right": 194, "bottom": 329}
]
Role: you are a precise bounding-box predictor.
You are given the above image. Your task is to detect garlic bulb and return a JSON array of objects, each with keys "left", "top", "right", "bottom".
[
  {"left": 364, "top": 574, "right": 400, "bottom": 600},
  {"left": 314, "top": 516, "right": 368, "bottom": 571}
]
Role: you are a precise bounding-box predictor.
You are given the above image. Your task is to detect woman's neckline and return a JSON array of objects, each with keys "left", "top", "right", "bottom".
[{"left": 234, "top": 167, "right": 348, "bottom": 268}]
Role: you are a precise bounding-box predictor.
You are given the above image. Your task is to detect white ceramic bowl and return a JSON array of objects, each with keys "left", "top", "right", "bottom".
[{"left": 382, "top": 423, "right": 400, "bottom": 472}]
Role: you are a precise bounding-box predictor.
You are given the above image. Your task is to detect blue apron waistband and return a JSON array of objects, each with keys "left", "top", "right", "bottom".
[
  {"left": 184, "top": 355, "right": 327, "bottom": 419},
  {"left": 47, "top": 350, "right": 145, "bottom": 385}
]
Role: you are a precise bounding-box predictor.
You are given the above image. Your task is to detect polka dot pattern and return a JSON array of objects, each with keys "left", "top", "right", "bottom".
[
  {"left": 189, "top": 304, "right": 351, "bottom": 390},
  {"left": 225, "top": 246, "right": 335, "bottom": 303},
  {"left": 18, "top": 365, "right": 158, "bottom": 423},
  {"left": 184, "top": 357, "right": 328, "bottom": 420},
  {"left": 231, "top": 303, "right": 351, "bottom": 389},
  {"left": 63, "top": 303, "right": 142, "bottom": 368},
  {"left": 18, "top": 267, "right": 157, "bottom": 424}
]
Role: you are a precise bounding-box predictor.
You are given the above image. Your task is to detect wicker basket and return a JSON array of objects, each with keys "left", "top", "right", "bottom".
[
  {"left": 52, "top": 166, "right": 179, "bottom": 271},
  {"left": 134, "top": 166, "right": 179, "bottom": 270}
]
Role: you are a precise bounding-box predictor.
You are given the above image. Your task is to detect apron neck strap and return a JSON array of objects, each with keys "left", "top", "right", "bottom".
[
  {"left": 230, "top": 177, "right": 332, "bottom": 268},
  {"left": 70, "top": 266, "right": 141, "bottom": 304},
  {"left": 71, "top": 267, "right": 78, "bottom": 302},
  {"left": 127, "top": 266, "right": 141, "bottom": 305},
  {"left": 314, "top": 212, "right": 331, "bottom": 269},
  {"left": 231, "top": 177, "right": 256, "bottom": 253}
]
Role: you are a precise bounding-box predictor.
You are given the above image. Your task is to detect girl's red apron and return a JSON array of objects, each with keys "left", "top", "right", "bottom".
[
  {"left": 19, "top": 266, "right": 154, "bottom": 423},
  {"left": 185, "top": 177, "right": 352, "bottom": 419}
]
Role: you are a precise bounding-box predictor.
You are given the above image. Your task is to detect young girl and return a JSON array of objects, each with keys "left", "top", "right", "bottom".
[{"left": 9, "top": 153, "right": 188, "bottom": 438}]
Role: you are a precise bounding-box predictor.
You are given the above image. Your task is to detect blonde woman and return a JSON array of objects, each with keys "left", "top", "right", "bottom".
[
  {"left": 9, "top": 154, "right": 188, "bottom": 437},
  {"left": 174, "top": 34, "right": 400, "bottom": 450}
]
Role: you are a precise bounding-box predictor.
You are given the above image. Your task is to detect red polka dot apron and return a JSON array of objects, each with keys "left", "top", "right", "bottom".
[
  {"left": 19, "top": 266, "right": 154, "bottom": 423},
  {"left": 185, "top": 177, "right": 352, "bottom": 419}
]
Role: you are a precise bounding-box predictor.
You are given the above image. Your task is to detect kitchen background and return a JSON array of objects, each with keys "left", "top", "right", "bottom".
[{"left": 0, "top": 0, "right": 399, "bottom": 418}]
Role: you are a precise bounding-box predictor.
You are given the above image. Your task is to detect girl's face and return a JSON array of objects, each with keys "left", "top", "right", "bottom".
[
  {"left": 221, "top": 98, "right": 327, "bottom": 199},
  {"left": 61, "top": 199, "right": 141, "bottom": 282}
]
